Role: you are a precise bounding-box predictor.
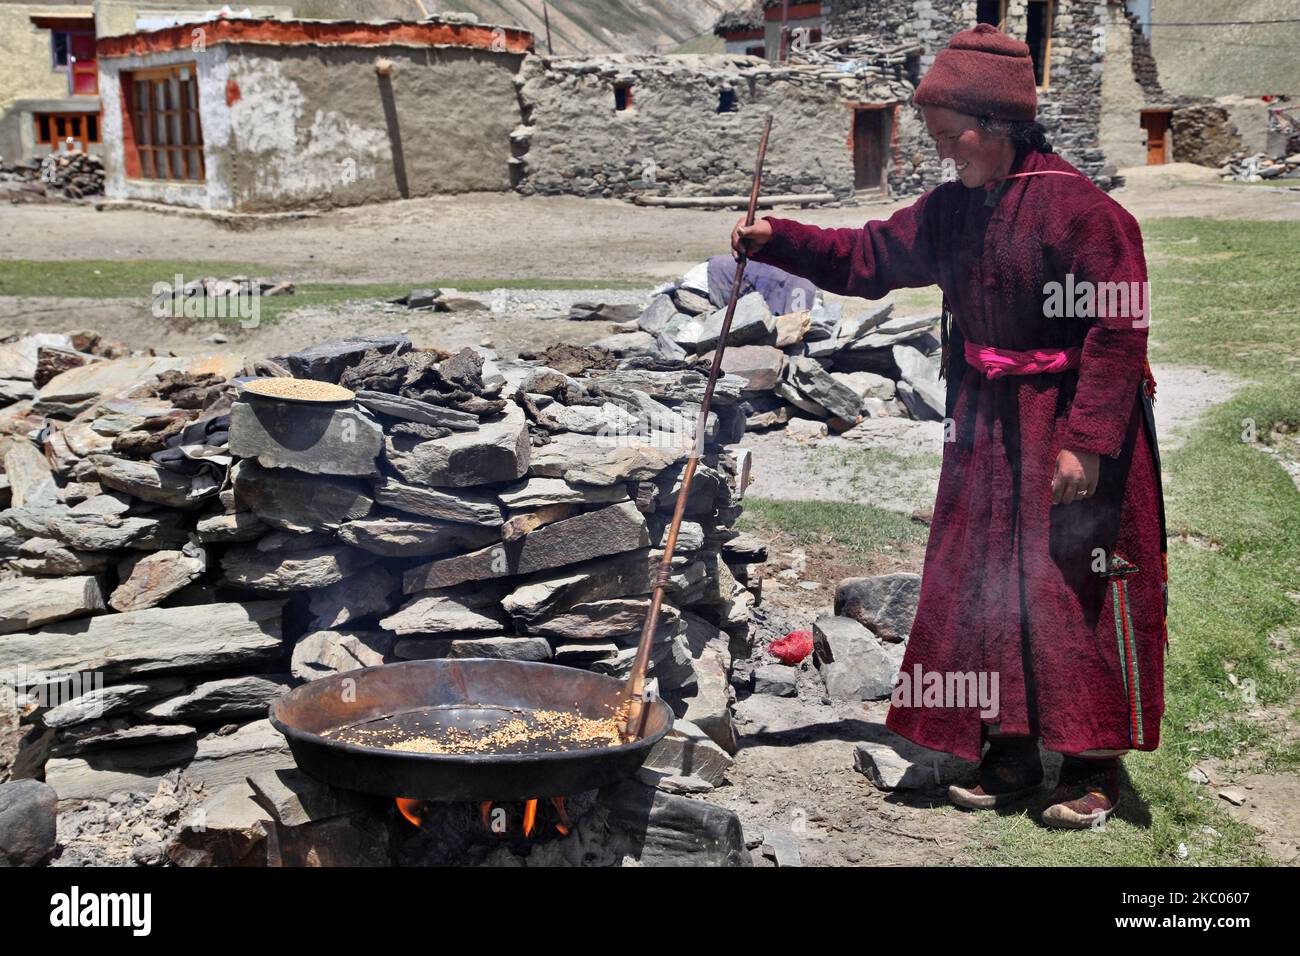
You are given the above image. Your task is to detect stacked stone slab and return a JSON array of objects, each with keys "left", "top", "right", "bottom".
[
  {"left": 598, "top": 271, "right": 947, "bottom": 434},
  {"left": 0, "top": 333, "right": 758, "bottom": 810}
]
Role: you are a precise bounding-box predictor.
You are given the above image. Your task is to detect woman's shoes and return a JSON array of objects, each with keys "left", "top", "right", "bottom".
[
  {"left": 948, "top": 737, "right": 1044, "bottom": 809},
  {"left": 1040, "top": 757, "right": 1122, "bottom": 829}
]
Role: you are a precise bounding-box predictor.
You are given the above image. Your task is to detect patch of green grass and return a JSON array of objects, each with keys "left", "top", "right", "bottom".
[
  {"left": 0, "top": 260, "right": 269, "bottom": 299},
  {"left": 736, "top": 497, "right": 929, "bottom": 564},
  {"left": 1142, "top": 219, "right": 1300, "bottom": 382},
  {"left": 967, "top": 220, "right": 1300, "bottom": 866},
  {"left": 0, "top": 259, "right": 648, "bottom": 325}
]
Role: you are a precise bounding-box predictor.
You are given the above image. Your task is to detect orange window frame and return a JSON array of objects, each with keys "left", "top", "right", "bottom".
[
  {"left": 121, "top": 64, "right": 205, "bottom": 183},
  {"left": 34, "top": 112, "right": 101, "bottom": 149}
]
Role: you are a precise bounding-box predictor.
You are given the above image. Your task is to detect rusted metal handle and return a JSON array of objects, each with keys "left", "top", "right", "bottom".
[{"left": 622, "top": 116, "right": 773, "bottom": 740}]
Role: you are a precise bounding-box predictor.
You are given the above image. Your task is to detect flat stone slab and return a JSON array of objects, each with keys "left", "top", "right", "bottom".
[
  {"left": 41, "top": 678, "right": 187, "bottom": 729},
  {"left": 141, "top": 675, "right": 291, "bottom": 723},
  {"left": 402, "top": 501, "right": 649, "bottom": 592},
  {"left": 45, "top": 719, "right": 294, "bottom": 802},
  {"left": 281, "top": 335, "right": 409, "bottom": 383},
  {"left": 230, "top": 399, "right": 383, "bottom": 476},
  {"left": 675, "top": 291, "right": 775, "bottom": 353},
  {"left": 380, "top": 585, "right": 510, "bottom": 636},
  {"left": 232, "top": 461, "right": 373, "bottom": 532},
  {"left": 91, "top": 455, "right": 214, "bottom": 508},
  {"left": 109, "top": 548, "right": 205, "bottom": 612},
  {"left": 392, "top": 635, "right": 552, "bottom": 662},
  {"left": 523, "top": 598, "right": 678, "bottom": 642},
  {"left": 853, "top": 738, "right": 977, "bottom": 792},
  {"left": 497, "top": 477, "right": 629, "bottom": 509},
  {"left": 0, "top": 574, "right": 105, "bottom": 634},
  {"left": 0, "top": 601, "right": 285, "bottom": 681},
  {"left": 35, "top": 353, "right": 242, "bottom": 417},
  {"left": 373, "top": 476, "right": 502, "bottom": 526},
  {"left": 386, "top": 401, "right": 529, "bottom": 488},
  {"left": 501, "top": 549, "right": 657, "bottom": 625},
  {"left": 784, "top": 356, "right": 863, "bottom": 421},
  {"left": 291, "top": 630, "right": 393, "bottom": 681},
  {"left": 354, "top": 390, "right": 477, "bottom": 430},
  {"left": 222, "top": 544, "right": 366, "bottom": 591},
  {"left": 338, "top": 513, "right": 499, "bottom": 557}
]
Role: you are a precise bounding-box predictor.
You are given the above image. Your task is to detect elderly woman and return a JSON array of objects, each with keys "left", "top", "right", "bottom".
[{"left": 733, "top": 24, "right": 1167, "bottom": 828}]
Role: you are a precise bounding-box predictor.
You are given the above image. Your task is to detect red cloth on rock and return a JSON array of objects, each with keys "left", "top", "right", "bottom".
[{"left": 752, "top": 148, "right": 1166, "bottom": 761}]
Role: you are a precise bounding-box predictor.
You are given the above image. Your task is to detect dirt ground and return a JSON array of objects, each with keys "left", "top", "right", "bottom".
[{"left": 3, "top": 163, "right": 1299, "bottom": 286}]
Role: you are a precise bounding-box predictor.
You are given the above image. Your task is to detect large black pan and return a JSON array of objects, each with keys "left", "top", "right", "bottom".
[{"left": 269, "top": 658, "right": 674, "bottom": 802}]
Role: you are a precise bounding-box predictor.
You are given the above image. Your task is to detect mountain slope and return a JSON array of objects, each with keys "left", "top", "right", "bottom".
[{"left": 293, "top": 1, "right": 750, "bottom": 54}]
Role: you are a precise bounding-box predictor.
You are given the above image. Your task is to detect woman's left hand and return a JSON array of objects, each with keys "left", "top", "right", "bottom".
[{"left": 1051, "top": 448, "right": 1100, "bottom": 505}]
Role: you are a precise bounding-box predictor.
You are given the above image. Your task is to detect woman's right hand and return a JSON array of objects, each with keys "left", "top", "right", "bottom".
[{"left": 731, "top": 217, "right": 773, "bottom": 259}]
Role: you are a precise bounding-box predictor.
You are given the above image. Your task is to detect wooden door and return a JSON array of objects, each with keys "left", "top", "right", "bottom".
[
  {"left": 68, "top": 32, "right": 98, "bottom": 95},
  {"left": 853, "top": 108, "right": 888, "bottom": 192},
  {"left": 1141, "top": 110, "right": 1170, "bottom": 165}
]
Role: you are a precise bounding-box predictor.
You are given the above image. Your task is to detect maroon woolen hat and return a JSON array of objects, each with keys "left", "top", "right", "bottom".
[{"left": 913, "top": 23, "right": 1037, "bottom": 122}]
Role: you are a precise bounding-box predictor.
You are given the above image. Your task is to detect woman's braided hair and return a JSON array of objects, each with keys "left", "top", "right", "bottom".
[{"left": 977, "top": 116, "right": 1054, "bottom": 154}]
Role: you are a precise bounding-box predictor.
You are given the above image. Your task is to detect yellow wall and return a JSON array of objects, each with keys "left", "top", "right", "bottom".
[{"left": 0, "top": 5, "right": 94, "bottom": 111}]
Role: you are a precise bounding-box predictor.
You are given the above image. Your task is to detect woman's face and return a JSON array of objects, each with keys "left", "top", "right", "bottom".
[{"left": 922, "top": 105, "right": 1013, "bottom": 189}]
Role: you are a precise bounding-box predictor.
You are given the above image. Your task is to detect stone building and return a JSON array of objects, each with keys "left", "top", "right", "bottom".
[
  {"left": 1124, "top": 0, "right": 1298, "bottom": 160},
  {"left": 0, "top": 0, "right": 288, "bottom": 165},
  {"left": 511, "top": 52, "right": 917, "bottom": 201},
  {"left": 95, "top": 17, "right": 533, "bottom": 211},
  {"left": 826, "top": 0, "right": 1119, "bottom": 190}
]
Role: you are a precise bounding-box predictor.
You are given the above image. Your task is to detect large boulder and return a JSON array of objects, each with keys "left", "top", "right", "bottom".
[
  {"left": 386, "top": 401, "right": 529, "bottom": 488},
  {"left": 0, "top": 779, "right": 58, "bottom": 866},
  {"left": 812, "top": 615, "right": 903, "bottom": 701},
  {"left": 892, "top": 343, "right": 945, "bottom": 421},
  {"left": 229, "top": 399, "right": 384, "bottom": 477},
  {"left": 280, "top": 334, "right": 409, "bottom": 383},
  {"left": 834, "top": 573, "right": 921, "bottom": 643},
  {"left": 231, "top": 461, "right": 373, "bottom": 532}
]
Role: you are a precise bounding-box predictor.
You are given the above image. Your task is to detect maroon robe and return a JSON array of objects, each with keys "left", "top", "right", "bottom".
[{"left": 753, "top": 147, "right": 1166, "bottom": 761}]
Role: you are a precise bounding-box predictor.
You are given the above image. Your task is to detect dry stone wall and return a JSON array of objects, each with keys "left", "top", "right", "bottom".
[{"left": 513, "top": 53, "right": 914, "bottom": 200}]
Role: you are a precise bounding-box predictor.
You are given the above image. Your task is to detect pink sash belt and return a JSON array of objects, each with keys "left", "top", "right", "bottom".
[{"left": 964, "top": 341, "right": 1081, "bottom": 379}]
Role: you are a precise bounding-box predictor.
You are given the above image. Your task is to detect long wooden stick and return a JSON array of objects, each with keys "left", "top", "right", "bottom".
[{"left": 622, "top": 116, "right": 773, "bottom": 739}]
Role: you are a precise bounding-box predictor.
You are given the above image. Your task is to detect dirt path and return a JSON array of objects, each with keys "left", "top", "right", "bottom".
[{"left": 2, "top": 164, "right": 1297, "bottom": 287}]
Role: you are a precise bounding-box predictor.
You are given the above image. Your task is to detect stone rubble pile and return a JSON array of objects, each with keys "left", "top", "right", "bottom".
[
  {"left": 1219, "top": 151, "right": 1300, "bottom": 182},
  {"left": 0, "top": 152, "right": 104, "bottom": 201},
  {"left": 594, "top": 261, "right": 946, "bottom": 438},
  {"left": 152, "top": 275, "right": 296, "bottom": 304},
  {"left": 0, "top": 330, "right": 760, "bottom": 837},
  {"left": 789, "top": 36, "right": 924, "bottom": 78}
]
